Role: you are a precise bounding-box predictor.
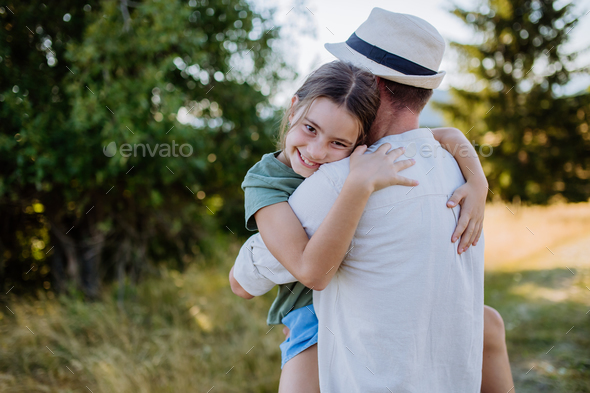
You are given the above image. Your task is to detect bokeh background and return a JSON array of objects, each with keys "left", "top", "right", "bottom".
[{"left": 1, "top": 0, "right": 589, "bottom": 391}]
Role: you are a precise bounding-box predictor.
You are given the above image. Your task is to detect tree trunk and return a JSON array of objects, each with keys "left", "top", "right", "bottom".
[
  {"left": 115, "top": 238, "right": 132, "bottom": 310},
  {"left": 49, "top": 239, "right": 66, "bottom": 294},
  {"left": 131, "top": 233, "right": 147, "bottom": 285},
  {"left": 81, "top": 231, "right": 105, "bottom": 300},
  {"left": 49, "top": 223, "right": 81, "bottom": 291}
]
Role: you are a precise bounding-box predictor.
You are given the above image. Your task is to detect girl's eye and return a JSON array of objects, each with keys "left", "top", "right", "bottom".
[
  {"left": 332, "top": 141, "right": 346, "bottom": 147},
  {"left": 305, "top": 124, "right": 316, "bottom": 134}
]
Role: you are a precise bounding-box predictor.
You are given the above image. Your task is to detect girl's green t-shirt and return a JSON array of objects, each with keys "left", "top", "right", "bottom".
[{"left": 241, "top": 151, "right": 313, "bottom": 325}]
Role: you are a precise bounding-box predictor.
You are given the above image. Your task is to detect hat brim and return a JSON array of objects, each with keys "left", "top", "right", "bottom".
[{"left": 325, "top": 42, "right": 446, "bottom": 90}]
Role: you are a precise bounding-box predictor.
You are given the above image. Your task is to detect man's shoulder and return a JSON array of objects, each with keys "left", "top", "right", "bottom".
[
  {"left": 288, "top": 157, "right": 349, "bottom": 205},
  {"left": 287, "top": 158, "right": 347, "bottom": 234},
  {"left": 313, "top": 157, "right": 350, "bottom": 191},
  {"left": 321, "top": 157, "right": 350, "bottom": 174}
]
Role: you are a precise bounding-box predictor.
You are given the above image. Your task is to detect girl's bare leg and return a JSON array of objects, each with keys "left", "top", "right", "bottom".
[
  {"left": 278, "top": 326, "right": 319, "bottom": 393},
  {"left": 278, "top": 344, "right": 320, "bottom": 393},
  {"left": 481, "top": 305, "right": 515, "bottom": 393}
]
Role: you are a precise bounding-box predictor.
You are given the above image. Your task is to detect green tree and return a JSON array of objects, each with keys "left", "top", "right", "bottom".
[
  {"left": 0, "top": 0, "right": 294, "bottom": 298},
  {"left": 437, "top": 0, "right": 590, "bottom": 203}
]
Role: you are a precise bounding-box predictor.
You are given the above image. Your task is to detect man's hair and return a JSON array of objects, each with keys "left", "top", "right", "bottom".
[{"left": 379, "top": 79, "right": 433, "bottom": 114}]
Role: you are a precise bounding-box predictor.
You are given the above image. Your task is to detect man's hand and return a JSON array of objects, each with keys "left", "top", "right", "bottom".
[
  {"left": 447, "top": 178, "right": 487, "bottom": 254},
  {"left": 229, "top": 265, "right": 254, "bottom": 299}
]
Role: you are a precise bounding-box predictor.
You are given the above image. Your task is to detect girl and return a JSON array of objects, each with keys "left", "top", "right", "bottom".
[{"left": 229, "top": 61, "right": 514, "bottom": 393}]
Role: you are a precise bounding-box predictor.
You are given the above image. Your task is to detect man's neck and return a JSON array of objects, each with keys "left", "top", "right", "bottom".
[{"left": 367, "top": 109, "right": 420, "bottom": 146}]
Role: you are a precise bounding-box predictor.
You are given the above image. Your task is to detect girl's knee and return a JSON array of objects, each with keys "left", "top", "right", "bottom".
[{"left": 484, "top": 305, "right": 506, "bottom": 351}]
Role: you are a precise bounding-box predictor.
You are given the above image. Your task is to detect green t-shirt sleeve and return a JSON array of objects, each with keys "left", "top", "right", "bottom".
[
  {"left": 243, "top": 177, "right": 292, "bottom": 231},
  {"left": 241, "top": 152, "right": 304, "bottom": 231}
]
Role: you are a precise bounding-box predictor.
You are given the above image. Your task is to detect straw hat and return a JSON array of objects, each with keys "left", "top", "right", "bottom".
[{"left": 325, "top": 8, "right": 446, "bottom": 89}]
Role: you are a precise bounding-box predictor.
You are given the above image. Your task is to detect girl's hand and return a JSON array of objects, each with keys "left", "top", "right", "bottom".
[
  {"left": 349, "top": 143, "right": 418, "bottom": 193},
  {"left": 446, "top": 178, "right": 487, "bottom": 254}
]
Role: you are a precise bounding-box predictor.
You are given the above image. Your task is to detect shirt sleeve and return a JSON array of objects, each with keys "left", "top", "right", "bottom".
[
  {"left": 233, "top": 233, "right": 298, "bottom": 296},
  {"left": 243, "top": 179, "right": 291, "bottom": 231}
]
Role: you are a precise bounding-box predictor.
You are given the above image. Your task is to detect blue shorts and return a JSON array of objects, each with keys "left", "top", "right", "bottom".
[{"left": 279, "top": 304, "right": 319, "bottom": 368}]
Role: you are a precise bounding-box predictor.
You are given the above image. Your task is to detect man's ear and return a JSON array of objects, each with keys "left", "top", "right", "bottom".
[
  {"left": 377, "top": 78, "right": 392, "bottom": 101},
  {"left": 288, "top": 95, "right": 299, "bottom": 123}
]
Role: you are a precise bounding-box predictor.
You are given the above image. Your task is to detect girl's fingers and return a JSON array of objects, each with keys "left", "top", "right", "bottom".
[
  {"left": 451, "top": 209, "right": 470, "bottom": 243},
  {"left": 467, "top": 222, "right": 479, "bottom": 247},
  {"left": 467, "top": 224, "right": 477, "bottom": 247},
  {"left": 392, "top": 158, "right": 416, "bottom": 171},
  {"left": 458, "top": 220, "right": 476, "bottom": 253},
  {"left": 352, "top": 144, "right": 368, "bottom": 155},
  {"left": 369, "top": 144, "right": 409, "bottom": 156},
  {"left": 375, "top": 143, "right": 392, "bottom": 155},
  {"left": 394, "top": 175, "right": 419, "bottom": 187},
  {"left": 472, "top": 223, "right": 483, "bottom": 246},
  {"left": 385, "top": 147, "right": 406, "bottom": 161},
  {"left": 475, "top": 223, "right": 483, "bottom": 245},
  {"left": 447, "top": 187, "right": 466, "bottom": 208}
]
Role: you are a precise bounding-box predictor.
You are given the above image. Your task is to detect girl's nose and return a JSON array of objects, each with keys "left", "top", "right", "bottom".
[{"left": 307, "top": 141, "right": 327, "bottom": 161}]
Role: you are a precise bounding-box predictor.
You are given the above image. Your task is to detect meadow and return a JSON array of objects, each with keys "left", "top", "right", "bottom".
[
  {"left": 483, "top": 202, "right": 590, "bottom": 392},
  {"left": 1, "top": 202, "right": 589, "bottom": 392}
]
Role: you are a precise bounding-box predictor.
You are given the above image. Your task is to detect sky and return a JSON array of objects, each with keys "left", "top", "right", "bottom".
[{"left": 252, "top": 0, "right": 590, "bottom": 105}]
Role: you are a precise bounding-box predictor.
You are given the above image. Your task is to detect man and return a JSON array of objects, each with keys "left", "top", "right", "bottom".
[{"left": 234, "top": 9, "right": 490, "bottom": 392}]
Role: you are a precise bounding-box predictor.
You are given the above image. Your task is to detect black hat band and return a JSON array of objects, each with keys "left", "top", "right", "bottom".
[{"left": 346, "top": 33, "right": 437, "bottom": 76}]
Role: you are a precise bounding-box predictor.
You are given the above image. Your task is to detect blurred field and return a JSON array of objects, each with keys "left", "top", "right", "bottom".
[
  {"left": 483, "top": 202, "right": 590, "bottom": 271},
  {"left": 484, "top": 202, "right": 590, "bottom": 392},
  {"left": 1, "top": 203, "right": 589, "bottom": 392},
  {"left": 0, "top": 241, "right": 286, "bottom": 393}
]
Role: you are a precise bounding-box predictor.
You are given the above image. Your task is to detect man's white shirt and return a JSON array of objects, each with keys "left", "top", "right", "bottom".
[{"left": 234, "top": 128, "right": 484, "bottom": 392}]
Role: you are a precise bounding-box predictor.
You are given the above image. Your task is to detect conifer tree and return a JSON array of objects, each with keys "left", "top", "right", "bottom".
[{"left": 437, "top": 0, "right": 590, "bottom": 203}]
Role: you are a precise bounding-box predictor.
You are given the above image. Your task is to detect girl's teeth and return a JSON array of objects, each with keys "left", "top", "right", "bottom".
[{"left": 300, "top": 151, "right": 315, "bottom": 166}]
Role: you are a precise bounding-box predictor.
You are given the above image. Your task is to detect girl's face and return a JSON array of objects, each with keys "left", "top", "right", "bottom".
[{"left": 279, "top": 97, "right": 360, "bottom": 178}]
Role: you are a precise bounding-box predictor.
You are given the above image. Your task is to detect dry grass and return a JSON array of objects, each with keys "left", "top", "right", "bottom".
[
  {"left": 483, "top": 201, "right": 590, "bottom": 271},
  {"left": 0, "top": 242, "right": 284, "bottom": 393}
]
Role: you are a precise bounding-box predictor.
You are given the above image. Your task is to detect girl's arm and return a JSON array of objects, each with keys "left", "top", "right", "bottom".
[
  {"left": 432, "top": 127, "right": 489, "bottom": 253},
  {"left": 255, "top": 144, "right": 417, "bottom": 291}
]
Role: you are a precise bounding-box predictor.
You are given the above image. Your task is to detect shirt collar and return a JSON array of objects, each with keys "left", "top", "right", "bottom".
[{"left": 372, "top": 128, "right": 435, "bottom": 147}]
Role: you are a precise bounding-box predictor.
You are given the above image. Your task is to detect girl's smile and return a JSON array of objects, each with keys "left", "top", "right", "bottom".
[{"left": 296, "top": 149, "right": 321, "bottom": 169}]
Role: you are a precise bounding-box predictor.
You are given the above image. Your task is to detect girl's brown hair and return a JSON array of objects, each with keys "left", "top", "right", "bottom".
[{"left": 278, "top": 61, "right": 380, "bottom": 149}]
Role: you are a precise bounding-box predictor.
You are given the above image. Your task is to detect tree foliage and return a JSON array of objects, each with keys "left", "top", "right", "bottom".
[
  {"left": 0, "top": 0, "right": 294, "bottom": 298},
  {"left": 437, "top": 0, "right": 590, "bottom": 203}
]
